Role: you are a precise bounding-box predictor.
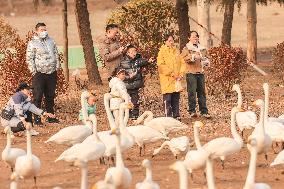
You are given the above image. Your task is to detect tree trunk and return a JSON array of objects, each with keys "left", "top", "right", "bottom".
[
  {"left": 197, "top": 0, "right": 213, "bottom": 49},
  {"left": 7, "top": 0, "right": 14, "bottom": 10},
  {"left": 176, "top": 0, "right": 190, "bottom": 51},
  {"left": 74, "top": 0, "right": 102, "bottom": 84},
  {"left": 33, "top": 0, "right": 39, "bottom": 11},
  {"left": 247, "top": 0, "right": 257, "bottom": 63},
  {"left": 62, "top": 0, "right": 69, "bottom": 82},
  {"left": 221, "top": 0, "right": 235, "bottom": 46}
]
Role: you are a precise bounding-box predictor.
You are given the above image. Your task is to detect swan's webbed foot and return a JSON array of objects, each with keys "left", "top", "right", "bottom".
[
  {"left": 175, "top": 155, "right": 178, "bottom": 160},
  {"left": 139, "top": 146, "right": 142, "bottom": 157},
  {"left": 10, "top": 167, "right": 13, "bottom": 173},
  {"left": 33, "top": 176, "right": 37, "bottom": 187}
]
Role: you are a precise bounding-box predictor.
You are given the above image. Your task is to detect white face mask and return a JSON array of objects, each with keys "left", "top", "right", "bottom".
[{"left": 38, "top": 31, "right": 48, "bottom": 39}]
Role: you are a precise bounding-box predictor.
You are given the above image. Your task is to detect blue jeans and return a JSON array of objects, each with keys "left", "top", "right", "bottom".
[{"left": 186, "top": 73, "right": 208, "bottom": 114}]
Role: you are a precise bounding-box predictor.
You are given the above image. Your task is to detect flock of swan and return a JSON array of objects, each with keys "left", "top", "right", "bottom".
[{"left": 2, "top": 83, "right": 284, "bottom": 189}]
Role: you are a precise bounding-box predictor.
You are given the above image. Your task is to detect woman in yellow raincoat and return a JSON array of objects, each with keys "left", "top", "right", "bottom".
[{"left": 157, "top": 34, "right": 186, "bottom": 120}]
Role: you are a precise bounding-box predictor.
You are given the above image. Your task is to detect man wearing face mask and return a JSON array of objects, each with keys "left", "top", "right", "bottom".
[
  {"left": 26, "top": 22, "right": 60, "bottom": 125},
  {"left": 119, "top": 44, "right": 154, "bottom": 119}
]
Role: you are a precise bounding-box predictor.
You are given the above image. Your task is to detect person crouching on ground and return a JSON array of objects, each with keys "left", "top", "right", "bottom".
[
  {"left": 0, "top": 82, "right": 55, "bottom": 136},
  {"left": 109, "top": 67, "right": 132, "bottom": 126},
  {"left": 79, "top": 93, "right": 97, "bottom": 122},
  {"left": 157, "top": 33, "right": 186, "bottom": 121},
  {"left": 119, "top": 44, "right": 154, "bottom": 120}
]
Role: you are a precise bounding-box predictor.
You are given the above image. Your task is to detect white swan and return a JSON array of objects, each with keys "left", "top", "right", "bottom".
[
  {"left": 152, "top": 136, "right": 189, "bottom": 159},
  {"left": 203, "top": 107, "right": 243, "bottom": 168},
  {"left": 232, "top": 84, "right": 257, "bottom": 136},
  {"left": 55, "top": 114, "right": 106, "bottom": 189},
  {"left": 183, "top": 121, "right": 208, "bottom": 175},
  {"left": 10, "top": 172, "right": 19, "bottom": 189},
  {"left": 92, "top": 174, "right": 115, "bottom": 189},
  {"left": 134, "top": 111, "right": 188, "bottom": 136},
  {"left": 270, "top": 148, "right": 284, "bottom": 166},
  {"left": 104, "top": 126, "right": 132, "bottom": 189},
  {"left": 263, "top": 83, "right": 284, "bottom": 125},
  {"left": 94, "top": 93, "right": 134, "bottom": 162},
  {"left": 135, "top": 159, "right": 160, "bottom": 189},
  {"left": 261, "top": 83, "right": 284, "bottom": 146},
  {"left": 206, "top": 157, "right": 216, "bottom": 189},
  {"left": 2, "top": 126, "right": 26, "bottom": 172},
  {"left": 169, "top": 161, "right": 188, "bottom": 189},
  {"left": 15, "top": 122, "right": 41, "bottom": 185},
  {"left": 45, "top": 91, "right": 92, "bottom": 145},
  {"left": 249, "top": 99, "right": 272, "bottom": 158},
  {"left": 244, "top": 139, "right": 271, "bottom": 189}
]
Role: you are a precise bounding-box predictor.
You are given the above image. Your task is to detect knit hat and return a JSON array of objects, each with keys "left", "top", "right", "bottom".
[{"left": 16, "top": 82, "right": 33, "bottom": 92}]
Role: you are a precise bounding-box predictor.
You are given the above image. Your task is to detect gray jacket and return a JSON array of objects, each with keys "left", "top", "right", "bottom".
[
  {"left": 3, "top": 91, "right": 43, "bottom": 119},
  {"left": 26, "top": 35, "right": 60, "bottom": 75}
]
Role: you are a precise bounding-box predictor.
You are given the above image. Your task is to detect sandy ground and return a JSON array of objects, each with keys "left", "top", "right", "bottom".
[
  {"left": 1, "top": 1, "right": 284, "bottom": 189},
  {"left": 1, "top": 57, "right": 284, "bottom": 188}
]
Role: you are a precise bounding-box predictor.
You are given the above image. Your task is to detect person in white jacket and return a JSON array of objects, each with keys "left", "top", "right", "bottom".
[{"left": 109, "top": 67, "right": 132, "bottom": 126}]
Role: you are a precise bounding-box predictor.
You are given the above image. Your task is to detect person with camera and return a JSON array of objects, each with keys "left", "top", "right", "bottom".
[
  {"left": 119, "top": 44, "right": 154, "bottom": 119},
  {"left": 1, "top": 82, "right": 55, "bottom": 136},
  {"left": 181, "top": 31, "right": 211, "bottom": 118},
  {"left": 99, "top": 24, "right": 125, "bottom": 81}
]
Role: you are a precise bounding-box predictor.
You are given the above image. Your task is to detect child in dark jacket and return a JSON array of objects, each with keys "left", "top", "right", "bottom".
[{"left": 119, "top": 44, "right": 154, "bottom": 119}]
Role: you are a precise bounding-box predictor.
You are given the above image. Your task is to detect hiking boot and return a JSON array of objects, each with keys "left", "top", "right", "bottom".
[
  {"left": 189, "top": 112, "right": 197, "bottom": 118},
  {"left": 46, "top": 117, "right": 60, "bottom": 123},
  {"left": 201, "top": 113, "right": 211, "bottom": 119},
  {"left": 34, "top": 116, "right": 43, "bottom": 126}
]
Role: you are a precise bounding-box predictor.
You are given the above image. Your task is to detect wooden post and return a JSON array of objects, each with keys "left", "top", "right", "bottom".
[
  {"left": 247, "top": 0, "right": 257, "bottom": 63},
  {"left": 62, "top": 0, "right": 69, "bottom": 82}
]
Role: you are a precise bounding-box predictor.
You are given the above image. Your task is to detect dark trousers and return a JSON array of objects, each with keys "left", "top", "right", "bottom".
[
  {"left": 127, "top": 89, "right": 140, "bottom": 117},
  {"left": 163, "top": 92, "right": 180, "bottom": 118},
  {"left": 186, "top": 73, "right": 208, "bottom": 114},
  {"left": 32, "top": 71, "right": 57, "bottom": 114},
  {"left": 11, "top": 111, "right": 33, "bottom": 133}
]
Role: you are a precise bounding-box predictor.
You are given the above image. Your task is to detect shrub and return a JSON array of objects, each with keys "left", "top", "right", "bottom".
[
  {"left": 108, "top": 0, "right": 178, "bottom": 60},
  {"left": 0, "top": 18, "right": 67, "bottom": 100},
  {"left": 272, "top": 42, "right": 284, "bottom": 81},
  {"left": 206, "top": 45, "right": 248, "bottom": 97}
]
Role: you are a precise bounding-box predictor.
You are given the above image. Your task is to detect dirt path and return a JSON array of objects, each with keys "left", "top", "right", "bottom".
[{"left": 1, "top": 58, "right": 284, "bottom": 188}]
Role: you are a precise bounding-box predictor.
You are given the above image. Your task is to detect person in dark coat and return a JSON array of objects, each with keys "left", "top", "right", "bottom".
[{"left": 119, "top": 44, "right": 154, "bottom": 119}]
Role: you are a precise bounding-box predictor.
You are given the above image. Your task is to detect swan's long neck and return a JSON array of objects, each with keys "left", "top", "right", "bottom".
[
  {"left": 26, "top": 129, "right": 32, "bottom": 159},
  {"left": 115, "top": 131, "right": 125, "bottom": 168},
  {"left": 264, "top": 85, "right": 269, "bottom": 124},
  {"left": 119, "top": 104, "right": 132, "bottom": 139},
  {"left": 236, "top": 88, "right": 243, "bottom": 109},
  {"left": 194, "top": 125, "right": 202, "bottom": 149},
  {"left": 135, "top": 111, "right": 154, "bottom": 125},
  {"left": 81, "top": 93, "right": 89, "bottom": 125},
  {"left": 244, "top": 144, "right": 257, "bottom": 188},
  {"left": 89, "top": 116, "right": 100, "bottom": 142},
  {"left": 6, "top": 129, "right": 12, "bottom": 149},
  {"left": 10, "top": 179, "right": 17, "bottom": 189},
  {"left": 153, "top": 141, "right": 170, "bottom": 156},
  {"left": 258, "top": 101, "right": 265, "bottom": 135},
  {"left": 178, "top": 164, "right": 188, "bottom": 189},
  {"left": 80, "top": 163, "right": 88, "bottom": 189},
  {"left": 231, "top": 109, "right": 243, "bottom": 145},
  {"left": 104, "top": 94, "right": 116, "bottom": 129},
  {"left": 206, "top": 158, "right": 216, "bottom": 189},
  {"left": 145, "top": 165, "right": 153, "bottom": 182}
]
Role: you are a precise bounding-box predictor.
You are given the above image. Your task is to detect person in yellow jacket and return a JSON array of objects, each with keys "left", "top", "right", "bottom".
[{"left": 157, "top": 34, "right": 186, "bottom": 120}]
